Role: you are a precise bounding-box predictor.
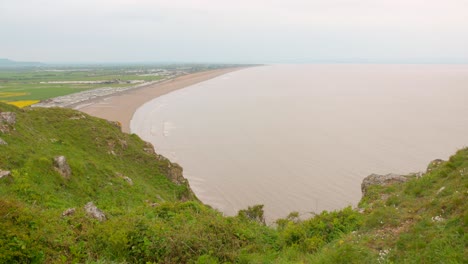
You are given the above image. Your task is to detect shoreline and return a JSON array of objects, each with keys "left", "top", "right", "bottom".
[{"left": 77, "top": 67, "right": 246, "bottom": 133}]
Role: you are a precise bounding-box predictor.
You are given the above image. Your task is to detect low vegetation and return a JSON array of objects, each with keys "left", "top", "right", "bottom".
[
  {"left": 0, "top": 102, "right": 466, "bottom": 263},
  {"left": 0, "top": 64, "right": 232, "bottom": 105}
]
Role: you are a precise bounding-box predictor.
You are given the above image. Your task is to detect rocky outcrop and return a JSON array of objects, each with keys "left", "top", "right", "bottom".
[
  {"left": 0, "top": 137, "right": 7, "bottom": 145},
  {"left": 0, "top": 170, "right": 11, "bottom": 179},
  {"left": 84, "top": 202, "right": 106, "bottom": 221},
  {"left": 0, "top": 112, "right": 16, "bottom": 125},
  {"left": 154, "top": 153, "right": 186, "bottom": 185},
  {"left": 53, "top": 156, "right": 72, "bottom": 179},
  {"left": 143, "top": 141, "right": 156, "bottom": 155},
  {"left": 165, "top": 162, "right": 186, "bottom": 185},
  {"left": 142, "top": 141, "right": 185, "bottom": 184},
  {"left": 0, "top": 112, "right": 16, "bottom": 133},
  {"left": 361, "top": 173, "right": 410, "bottom": 196},
  {"left": 142, "top": 140, "right": 196, "bottom": 200}
]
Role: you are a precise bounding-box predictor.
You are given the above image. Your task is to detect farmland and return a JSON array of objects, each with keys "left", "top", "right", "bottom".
[{"left": 0, "top": 64, "right": 222, "bottom": 107}]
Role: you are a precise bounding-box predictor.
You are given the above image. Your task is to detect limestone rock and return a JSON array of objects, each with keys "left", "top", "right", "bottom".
[
  {"left": 165, "top": 162, "right": 186, "bottom": 185},
  {"left": 143, "top": 141, "right": 156, "bottom": 155},
  {"left": 0, "top": 112, "right": 16, "bottom": 125},
  {"left": 0, "top": 112, "right": 16, "bottom": 134},
  {"left": 53, "top": 156, "right": 72, "bottom": 179},
  {"left": 141, "top": 141, "right": 194, "bottom": 199},
  {"left": 426, "top": 159, "right": 445, "bottom": 173},
  {"left": 0, "top": 125, "right": 9, "bottom": 133},
  {"left": 143, "top": 145, "right": 183, "bottom": 183},
  {"left": 431, "top": 215, "right": 444, "bottom": 222},
  {"left": 0, "top": 137, "right": 7, "bottom": 145},
  {"left": 123, "top": 176, "right": 133, "bottom": 185},
  {"left": 361, "top": 173, "right": 410, "bottom": 196},
  {"left": 0, "top": 170, "right": 11, "bottom": 179},
  {"left": 62, "top": 208, "right": 76, "bottom": 217},
  {"left": 84, "top": 202, "right": 106, "bottom": 221}
]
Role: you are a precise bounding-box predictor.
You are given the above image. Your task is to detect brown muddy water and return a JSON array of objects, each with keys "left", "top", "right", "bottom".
[{"left": 131, "top": 64, "right": 468, "bottom": 221}]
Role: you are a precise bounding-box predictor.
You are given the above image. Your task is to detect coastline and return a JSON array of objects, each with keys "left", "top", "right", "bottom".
[{"left": 77, "top": 67, "right": 245, "bottom": 133}]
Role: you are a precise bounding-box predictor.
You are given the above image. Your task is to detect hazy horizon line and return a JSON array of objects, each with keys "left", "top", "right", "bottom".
[{"left": 2, "top": 58, "right": 468, "bottom": 67}]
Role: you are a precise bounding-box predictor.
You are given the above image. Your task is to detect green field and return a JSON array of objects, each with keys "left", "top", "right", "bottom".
[{"left": 0, "top": 67, "right": 169, "bottom": 103}]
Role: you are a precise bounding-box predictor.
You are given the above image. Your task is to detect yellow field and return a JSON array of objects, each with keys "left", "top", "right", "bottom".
[
  {"left": 0, "top": 92, "right": 28, "bottom": 98},
  {"left": 4, "top": 100, "right": 40, "bottom": 108}
]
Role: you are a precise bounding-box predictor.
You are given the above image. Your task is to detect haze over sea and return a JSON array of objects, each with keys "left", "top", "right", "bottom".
[{"left": 131, "top": 64, "right": 468, "bottom": 220}]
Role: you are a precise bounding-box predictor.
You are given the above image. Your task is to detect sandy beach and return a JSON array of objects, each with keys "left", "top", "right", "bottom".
[{"left": 77, "top": 67, "right": 244, "bottom": 133}]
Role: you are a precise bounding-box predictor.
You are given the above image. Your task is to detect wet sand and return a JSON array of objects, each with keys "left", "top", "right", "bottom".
[{"left": 77, "top": 67, "right": 244, "bottom": 133}]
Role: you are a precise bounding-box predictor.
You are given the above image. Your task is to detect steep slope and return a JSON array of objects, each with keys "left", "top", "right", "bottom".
[{"left": 0, "top": 102, "right": 466, "bottom": 263}]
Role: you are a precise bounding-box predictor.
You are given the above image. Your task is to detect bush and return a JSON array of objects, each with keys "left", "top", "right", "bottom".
[{"left": 238, "top": 204, "right": 266, "bottom": 224}]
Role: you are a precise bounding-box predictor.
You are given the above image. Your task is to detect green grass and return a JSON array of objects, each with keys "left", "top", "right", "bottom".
[
  {"left": 0, "top": 67, "right": 167, "bottom": 102},
  {"left": 0, "top": 102, "right": 466, "bottom": 263}
]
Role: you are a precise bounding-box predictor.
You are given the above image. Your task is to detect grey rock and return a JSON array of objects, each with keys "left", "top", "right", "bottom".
[
  {"left": 84, "top": 202, "right": 106, "bottom": 221},
  {"left": 53, "top": 156, "right": 72, "bottom": 179},
  {"left": 143, "top": 141, "right": 156, "bottom": 155},
  {"left": 0, "top": 137, "right": 7, "bottom": 145},
  {"left": 123, "top": 176, "right": 133, "bottom": 185},
  {"left": 0, "top": 170, "right": 11, "bottom": 179},
  {"left": 0, "top": 125, "right": 9, "bottom": 133},
  {"left": 0, "top": 112, "right": 16, "bottom": 125},
  {"left": 142, "top": 141, "right": 193, "bottom": 200},
  {"left": 165, "top": 162, "right": 186, "bottom": 185},
  {"left": 431, "top": 215, "right": 444, "bottom": 222},
  {"left": 145, "top": 145, "right": 185, "bottom": 185},
  {"left": 361, "top": 173, "right": 410, "bottom": 196},
  {"left": 62, "top": 208, "right": 76, "bottom": 217}
]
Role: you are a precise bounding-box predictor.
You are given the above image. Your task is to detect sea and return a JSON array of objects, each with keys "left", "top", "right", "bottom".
[{"left": 131, "top": 64, "right": 468, "bottom": 221}]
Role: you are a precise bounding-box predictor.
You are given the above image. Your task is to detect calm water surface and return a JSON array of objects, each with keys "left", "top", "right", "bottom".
[{"left": 131, "top": 64, "right": 468, "bottom": 221}]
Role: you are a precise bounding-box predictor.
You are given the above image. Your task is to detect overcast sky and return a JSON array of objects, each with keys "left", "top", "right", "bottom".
[{"left": 1, "top": 0, "right": 467, "bottom": 63}]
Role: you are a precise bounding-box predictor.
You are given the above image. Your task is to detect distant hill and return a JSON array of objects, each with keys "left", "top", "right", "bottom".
[{"left": 0, "top": 58, "right": 45, "bottom": 67}]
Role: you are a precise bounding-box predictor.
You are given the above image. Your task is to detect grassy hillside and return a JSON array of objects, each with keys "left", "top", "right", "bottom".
[{"left": 0, "top": 102, "right": 466, "bottom": 263}]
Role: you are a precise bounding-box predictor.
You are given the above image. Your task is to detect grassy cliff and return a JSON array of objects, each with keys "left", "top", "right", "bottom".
[{"left": 0, "top": 103, "right": 466, "bottom": 263}]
